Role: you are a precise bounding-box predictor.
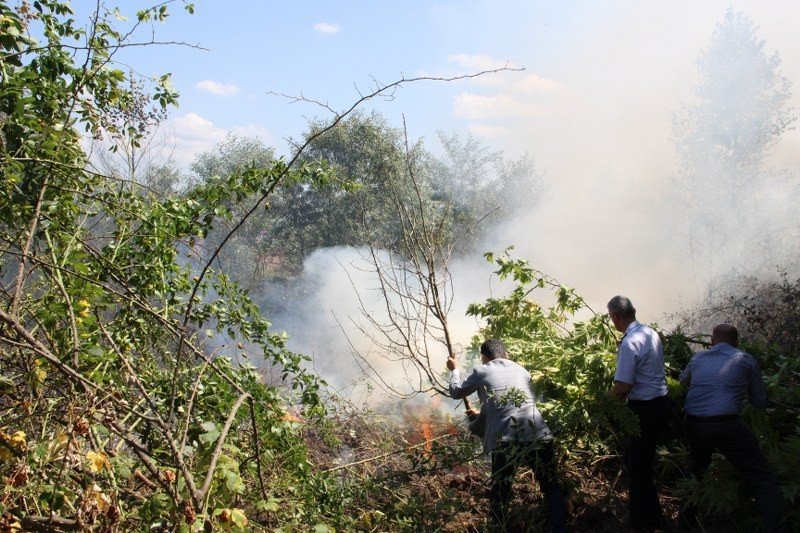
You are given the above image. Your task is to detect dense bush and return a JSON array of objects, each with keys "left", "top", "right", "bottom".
[
  {"left": 0, "top": 2, "right": 341, "bottom": 530},
  {"left": 464, "top": 250, "right": 800, "bottom": 530}
]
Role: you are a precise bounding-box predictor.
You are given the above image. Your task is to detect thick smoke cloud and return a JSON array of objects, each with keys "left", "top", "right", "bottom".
[
  {"left": 469, "top": 2, "right": 800, "bottom": 320},
  {"left": 266, "top": 3, "right": 800, "bottom": 401},
  {"left": 266, "top": 247, "right": 497, "bottom": 402}
]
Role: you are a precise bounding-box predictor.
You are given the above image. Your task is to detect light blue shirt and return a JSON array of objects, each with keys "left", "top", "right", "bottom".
[
  {"left": 450, "top": 358, "right": 552, "bottom": 452},
  {"left": 615, "top": 321, "right": 668, "bottom": 401},
  {"left": 680, "top": 342, "right": 767, "bottom": 417}
]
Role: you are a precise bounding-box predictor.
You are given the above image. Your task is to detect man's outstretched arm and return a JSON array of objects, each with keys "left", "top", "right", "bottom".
[{"left": 448, "top": 354, "right": 479, "bottom": 399}]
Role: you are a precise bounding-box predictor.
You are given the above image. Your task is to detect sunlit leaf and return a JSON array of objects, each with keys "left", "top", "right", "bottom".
[{"left": 86, "top": 451, "right": 110, "bottom": 473}]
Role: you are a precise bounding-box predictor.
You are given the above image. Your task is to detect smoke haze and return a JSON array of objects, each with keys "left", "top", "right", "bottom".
[
  {"left": 466, "top": 2, "right": 800, "bottom": 320},
  {"left": 262, "top": 3, "right": 800, "bottom": 401}
]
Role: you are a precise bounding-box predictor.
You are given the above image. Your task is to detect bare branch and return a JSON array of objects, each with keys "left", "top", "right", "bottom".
[{"left": 175, "top": 66, "right": 522, "bottom": 409}]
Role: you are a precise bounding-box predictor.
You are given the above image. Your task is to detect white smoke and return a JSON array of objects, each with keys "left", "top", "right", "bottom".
[
  {"left": 462, "top": 3, "right": 800, "bottom": 322},
  {"left": 264, "top": 246, "right": 508, "bottom": 404},
  {"left": 264, "top": 3, "right": 800, "bottom": 402}
]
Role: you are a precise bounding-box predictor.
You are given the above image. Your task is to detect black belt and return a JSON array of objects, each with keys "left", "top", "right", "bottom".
[
  {"left": 627, "top": 394, "right": 669, "bottom": 405},
  {"left": 686, "top": 414, "right": 739, "bottom": 423}
]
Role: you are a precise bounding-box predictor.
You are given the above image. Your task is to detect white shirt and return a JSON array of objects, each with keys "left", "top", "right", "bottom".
[{"left": 615, "top": 321, "right": 668, "bottom": 401}]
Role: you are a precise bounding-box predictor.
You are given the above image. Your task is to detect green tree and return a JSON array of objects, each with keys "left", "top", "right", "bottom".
[
  {"left": 189, "top": 135, "right": 286, "bottom": 287},
  {"left": 0, "top": 2, "right": 331, "bottom": 530},
  {"left": 186, "top": 113, "right": 543, "bottom": 292},
  {"left": 298, "top": 111, "right": 417, "bottom": 251},
  {"left": 185, "top": 116, "right": 405, "bottom": 284},
  {"left": 674, "top": 9, "right": 794, "bottom": 208},
  {"left": 672, "top": 8, "right": 796, "bottom": 271},
  {"left": 433, "top": 132, "right": 544, "bottom": 252},
  {"left": 191, "top": 135, "right": 275, "bottom": 183}
]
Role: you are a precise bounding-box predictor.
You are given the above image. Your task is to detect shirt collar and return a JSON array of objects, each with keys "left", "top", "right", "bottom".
[
  {"left": 710, "top": 342, "right": 734, "bottom": 351},
  {"left": 624, "top": 320, "right": 641, "bottom": 335}
]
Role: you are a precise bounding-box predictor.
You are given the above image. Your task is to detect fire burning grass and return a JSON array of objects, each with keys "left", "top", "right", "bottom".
[
  {"left": 401, "top": 401, "right": 461, "bottom": 453},
  {"left": 304, "top": 397, "right": 741, "bottom": 532}
]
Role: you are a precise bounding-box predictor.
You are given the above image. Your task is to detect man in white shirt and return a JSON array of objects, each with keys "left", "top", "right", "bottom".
[{"left": 608, "top": 295, "right": 670, "bottom": 532}]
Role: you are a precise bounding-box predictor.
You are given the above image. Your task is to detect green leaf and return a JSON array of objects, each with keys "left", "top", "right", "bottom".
[
  {"left": 256, "top": 498, "right": 280, "bottom": 512},
  {"left": 199, "top": 422, "right": 220, "bottom": 445},
  {"left": 109, "top": 456, "right": 132, "bottom": 478},
  {"left": 230, "top": 509, "right": 247, "bottom": 527}
]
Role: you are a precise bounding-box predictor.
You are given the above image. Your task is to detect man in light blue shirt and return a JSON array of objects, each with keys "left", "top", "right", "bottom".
[
  {"left": 612, "top": 320, "right": 669, "bottom": 402},
  {"left": 608, "top": 295, "right": 670, "bottom": 532},
  {"left": 680, "top": 323, "right": 784, "bottom": 532},
  {"left": 448, "top": 339, "right": 568, "bottom": 532}
]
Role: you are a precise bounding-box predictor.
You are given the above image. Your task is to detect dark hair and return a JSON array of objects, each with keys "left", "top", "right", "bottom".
[
  {"left": 607, "top": 295, "right": 636, "bottom": 319},
  {"left": 713, "top": 323, "right": 739, "bottom": 347},
  {"left": 480, "top": 339, "right": 507, "bottom": 360}
]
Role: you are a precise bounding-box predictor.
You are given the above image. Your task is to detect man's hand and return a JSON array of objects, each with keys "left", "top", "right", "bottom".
[
  {"left": 610, "top": 380, "right": 633, "bottom": 400},
  {"left": 466, "top": 408, "right": 480, "bottom": 421},
  {"left": 446, "top": 355, "right": 458, "bottom": 371}
]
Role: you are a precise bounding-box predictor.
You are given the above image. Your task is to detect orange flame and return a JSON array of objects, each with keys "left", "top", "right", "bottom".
[
  {"left": 421, "top": 420, "right": 433, "bottom": 451},
  {"left": 283, "top": 411, "right": 302, "bottom": 424},
  {"left": 401, "top": 398, "right": 461, "bottom": 453}
]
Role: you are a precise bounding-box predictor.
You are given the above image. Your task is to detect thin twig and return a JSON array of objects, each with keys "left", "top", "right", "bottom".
[{"left": 323, "top": 433, "right": 453, "bottom": 473}]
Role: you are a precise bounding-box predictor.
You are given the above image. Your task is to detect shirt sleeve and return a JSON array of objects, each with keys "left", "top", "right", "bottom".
[
  {"left": 747, "top": 358, "right": 768, "bottom": 409},
  {"left": 449, "top": 368, "right": 481, "bottom": 399},
  {"left": 614, "top": 342, "right": 636, "bottom": 385}
]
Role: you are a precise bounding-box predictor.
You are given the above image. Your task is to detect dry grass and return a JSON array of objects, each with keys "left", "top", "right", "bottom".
[{"left": 302, "top": 402, "right": 754, "bottom": 532}]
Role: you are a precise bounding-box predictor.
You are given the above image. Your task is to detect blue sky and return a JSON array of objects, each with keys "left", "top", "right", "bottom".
[
  {"left": 102, "top": 0, "right": 800, "bottom": 314},
  {"left": 110, "top": 1, "right": 800, "bottom": 169},
  {"left": 114, "top": 1, "right": 604, "bottom": 162}
]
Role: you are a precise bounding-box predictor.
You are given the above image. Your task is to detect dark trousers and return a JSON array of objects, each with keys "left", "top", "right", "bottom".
[
  {"left": 626, "top": 394, "right": 670, "bottom": 532},
  {"left": 490, "top": 440, "right": 568, "bottom": 532},
  {"left": 685, "top": 416, "right": 785, "bottom": 532}
]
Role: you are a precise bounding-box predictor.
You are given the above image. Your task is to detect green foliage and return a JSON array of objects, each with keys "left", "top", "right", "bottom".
[
  {"left": 434, "top": 132, "right": 543, "bottom": 240},
  {"left": 467, "top": 249, "right": 800, "bottom": 529},
  {"left": 186, "top": 112, "right": 544, "bottom": 291},
  {"left": 467, "top": 250, "right": 639, "bottom": 452},
  {"left": 674, "top": 274, "right": 800, "bottom": 528},
  {"left": 291, "top": 111, "right": 416, "bottom": 269},
  {"left": 0, "top": 2, "right": 341, "bottom": 530}
]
